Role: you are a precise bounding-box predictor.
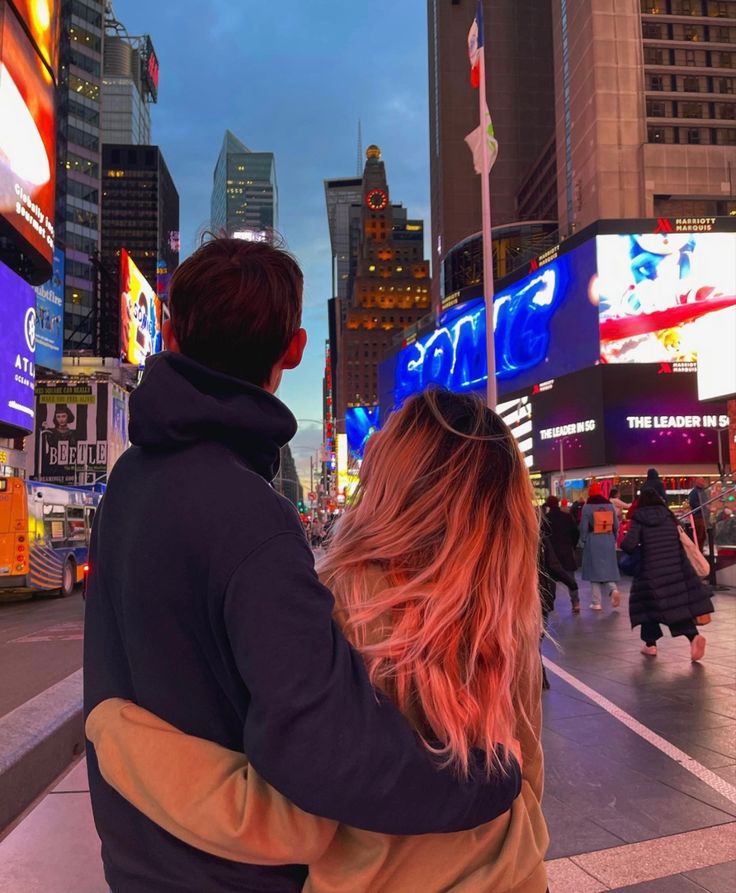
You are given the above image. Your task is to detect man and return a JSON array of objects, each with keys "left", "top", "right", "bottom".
[
  {"left": 688, "top": 477, "right": 709, "bottom": 552},
  {"left": 84, "top": 237, "right": 521, "bottom": 893}
]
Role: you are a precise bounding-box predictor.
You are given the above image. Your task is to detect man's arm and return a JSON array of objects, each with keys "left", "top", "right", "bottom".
[{"left": 224, "top": 531, "right": 521, "bottom": 836}]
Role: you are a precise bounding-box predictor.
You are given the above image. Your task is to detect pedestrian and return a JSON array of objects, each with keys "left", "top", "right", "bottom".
[
  {"left": 621, "top": 488, "right": 713, "bottom": 660},
  {"left": 641, "top": 467, "right": 667, "bottom": 502},
  {"left": 688, "top": 476, "right": 709, "bottom": 553},
  {"left": 87, "top": 389, "right": 549, "bottom": 893},
  {"left": 609, "top": 487, "right": 630, "bottom": 521},
  {"left": 83, "top": 238, "right": 522, "bottom": 893},
  {"left": 543, "top": 495, "right": 580, "bottom": 613},
  {"left": 579, "top": 482, "right": 621, "bottom": 611},
  {"left": 571, "top": 496, "right": 585, "bottom": 526}
]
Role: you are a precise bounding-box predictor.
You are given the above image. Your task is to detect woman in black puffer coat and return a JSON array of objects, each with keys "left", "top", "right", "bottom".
[{"left": 621, "top": 488, "right": 713, "bottom": 661}]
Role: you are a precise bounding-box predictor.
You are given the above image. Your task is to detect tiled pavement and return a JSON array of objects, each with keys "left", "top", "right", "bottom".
[{"left": 0, "top": 581, "right": 734, "bottom": 892}]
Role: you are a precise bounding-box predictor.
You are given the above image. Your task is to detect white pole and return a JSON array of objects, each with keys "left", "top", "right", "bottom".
[{"left": 478, "top": 43, "right": 497, "bottom": 409}]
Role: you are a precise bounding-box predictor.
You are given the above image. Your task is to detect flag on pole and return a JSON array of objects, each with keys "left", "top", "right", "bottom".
[
  {"left": 467, "top": 0, "right": 484, "bottom": 88},
  {"left": 464, "top": 102, "right": 498, "bottom": 174}
]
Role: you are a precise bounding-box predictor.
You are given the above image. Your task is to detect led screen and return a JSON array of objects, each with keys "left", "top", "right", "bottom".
[
  {"left": 393, "top": 239, "right": 600, "bottom": 407},
  {"left": 345, "top": 406, "right": 380, "bottom": 466},
  {"left": 597, "top": 232, "right": 736, "bottom": 365},
  {"left": 603, "top": 364, "right": 728, "bottom": 466},
  {"left": 531, "top": 368, "right": 606, "bottom": 473},
  {"left": 0, "top": 2, "right": 56, "bottom": 276},
  {"left": 493, "top": 237, "right": 600, "bottom": 393},
  {"left": 697, "top": 305, "right": 736, "bottom": 402},
  {"left": 34, "top": 245, "right": 63, "bottom": 370},
  {"left": 497, "top": 391, "right": 534, "bottom": 470},
  {"left": 0, "top": 259, "right": 35, "bottom": 432},
  {"left": 120, "top": 250, "right": 163, "bottom": 366},
  {"left": 8, "top": 0, "right": 60, "bottom": 76}
]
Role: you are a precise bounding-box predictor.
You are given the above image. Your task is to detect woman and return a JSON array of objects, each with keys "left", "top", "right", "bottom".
[
  {"left": 86, "top": 389, "right": 549, "bottom": 893},
  {"left": 622, "top": 488, "right": 713, "bottom": 660},
  {"left": 543, "top": 495, "right": 580, "bottom": 614},
  {"left": 579, "top": 483, "right": 620, "bottom": 611}
]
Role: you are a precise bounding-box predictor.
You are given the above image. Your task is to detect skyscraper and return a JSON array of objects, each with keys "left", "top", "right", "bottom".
[
  {"left": 332, "top": 147, "right": 431, "bottom": 421},
  {"left": 427, "top": 0, "right": 557, "bottom": 304},
  {"left": 211, "top": 130, "right": 278, "bottom": 236},
  {"left": 56, "top": 0, "right": 106, "bottom": 351},
  {"left": 553, "top": 0, "right": 736, "bottom": 236},
  {"left": 99, "top": 145, "right": 179, "bottom": 357},
  {"left": 100, "top": 33, "right": 157, "bottom": 145}
]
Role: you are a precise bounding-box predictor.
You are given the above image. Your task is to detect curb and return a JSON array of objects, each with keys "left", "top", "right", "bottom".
[{"left": 0, "top": 670, "right": 84, "bottom": 831}]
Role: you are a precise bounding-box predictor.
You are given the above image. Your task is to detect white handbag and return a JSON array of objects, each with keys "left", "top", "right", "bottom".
[{"left": 678, "top": 525, "right": 710, "bottom": 578}]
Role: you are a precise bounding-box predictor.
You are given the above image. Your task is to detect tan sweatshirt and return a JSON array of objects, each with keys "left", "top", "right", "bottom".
[{"left": 86, "top": 683, "right": 548, "bottom": 893}]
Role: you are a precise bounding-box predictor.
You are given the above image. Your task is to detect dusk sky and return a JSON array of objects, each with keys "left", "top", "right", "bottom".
[{"left": 115, "top": 0, "right": 434, "bottom": 482}]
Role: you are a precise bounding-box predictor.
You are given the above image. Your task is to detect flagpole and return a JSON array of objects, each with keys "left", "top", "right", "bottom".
[{"left": 478, "top": 42, "right": 497, "bottom": 409}]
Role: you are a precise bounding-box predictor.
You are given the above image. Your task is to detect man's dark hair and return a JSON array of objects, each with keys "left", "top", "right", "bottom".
[
  {"left": 168, "top": 235, "right": 303, "bottom": 386},
  {"left": 638, "top": 488, "right": 665, "bottom": 508},
  {"left": 610, "top": 487, "right": 619, "bottom": 498}
]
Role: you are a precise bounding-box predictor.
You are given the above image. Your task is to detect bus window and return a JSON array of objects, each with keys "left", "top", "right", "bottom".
[
  {"left": 65, "top": 507, "right": 87, "bottom": 542},
  {"left": 44, "top": 505, "right": 66, "bottom": 543}
]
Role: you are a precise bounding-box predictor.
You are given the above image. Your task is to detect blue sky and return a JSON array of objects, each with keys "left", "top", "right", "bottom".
[{"left": 115, "top": 0, "right": 431, "bottom": 481}]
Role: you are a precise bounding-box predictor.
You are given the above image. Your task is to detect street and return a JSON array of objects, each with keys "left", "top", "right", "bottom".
[{"left": 0, "top": 590, "right": 84, "bottom": 719}]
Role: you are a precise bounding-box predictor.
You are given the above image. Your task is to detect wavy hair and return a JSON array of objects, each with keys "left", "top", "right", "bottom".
[{"left": 318, "top": 389, "right": 541, "bottom": 776}]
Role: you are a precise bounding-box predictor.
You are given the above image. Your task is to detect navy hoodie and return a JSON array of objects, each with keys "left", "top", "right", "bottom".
[{"left": 84, "top": 352, "right": 521, "bottom": 893}]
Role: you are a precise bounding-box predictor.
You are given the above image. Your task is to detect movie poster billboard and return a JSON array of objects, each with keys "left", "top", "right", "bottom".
[
  {"left": 596, "top": 232, "right": 736, "bottom": 365},
  {"left": 35, "top": 382, "right": 110, "bottom": 485},
  {"left": 34, "top": 246, "right": 63, "bottom": 370},
  {"left": 120, "top": 249, "right": 163, "bottom": 366},
  {"left": 0, "top": 2, "right": 56, "bottom": 280},
  {"left": 0, "top": 259, "right": 36, "bottom": 433}
]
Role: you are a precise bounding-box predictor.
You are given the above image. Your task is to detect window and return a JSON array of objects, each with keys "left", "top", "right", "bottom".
[
  {"left": 649, "top": 75, "right": 665, "bottom": 90},
  {"left": 648, "top": 126, "right": 674, "bottom": 143},
  {"left": 645, "top": 47, "right": 664, "bottom": 64},
  {"left": 69, "top": 25, "right": 101, "bottom": 52},
  {"left": 718, "top": 53, "right": 733, "bottom": 68},
  {"left": 716, "top": 128, "right": 736, "bottom": 144},
  {"left": 641, "top": 0, "right": 664, "bottom": 10},
  {"left": 70, "top": 0, "right": 102, "bottom": 28},
  {"left": 67, "top": 98, "right": 99, "bottom": 126},
  {"left": 687, "top": 127, "right": 702, "bottom": 143},
  {"left": 686, "top": 50, "right": 696, "bottom": 66},
  {"left": 681, "top": 101, "right": 704, "bottom": 117},
  {"left": 69, "top": 48, "right": 100, "bottom": 77},
  {"left": 647, "top": 100, "right": 667, "bottom": 116},
  {"left": 67, "top": 125, "right": 99, "bottom": 152},
  {"left": 66, "top": 207, "right": 97, "bottom": 229},
  {"left": 67, "top": 73, "right": 99, "bottom": 101},
  {"left": 715, "top": 27, "right": 732, "bottom": 42},
  {"left": 66, "top": 153, "right": 99, "bottom": 178},
  {"left": 678, "top": 0, "right": 694, "bottom": 12},
  {"left": 643, "top": 22, "right": 663, "bottom": 38},
  {"left": 719, "top": 78, "right": 735, "bottom": 93},
  {"left": 684, "top": 27, "right": 699, "bottom": 41},
  {"left": 684, "top": 76, "right": 700, "bottom": 91},
  {"left": 717, "top": 102, "right": 736, "bottom": 118}
]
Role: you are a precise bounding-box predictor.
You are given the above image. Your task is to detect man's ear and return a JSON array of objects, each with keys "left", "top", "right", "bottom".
[
  {"left": 280, "top": 328, "right": 307, "bottom": 370},
  {"left": 162, "top": 319, "right": 180, "bottom": 353}
]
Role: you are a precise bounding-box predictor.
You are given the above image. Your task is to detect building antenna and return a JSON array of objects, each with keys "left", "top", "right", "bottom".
[{"left": 356, "top": 119, "right": 363, "bottom": 176}]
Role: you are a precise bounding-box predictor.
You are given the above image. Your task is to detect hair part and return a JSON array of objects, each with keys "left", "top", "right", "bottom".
[
  {"left": 168, "top": 233, "right": 303, "bottom": 386},
  {"left": 318, "top": 388, "right": 542, "bottom": 777}
]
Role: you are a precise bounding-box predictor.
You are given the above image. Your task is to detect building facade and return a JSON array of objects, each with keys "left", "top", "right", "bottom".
[
  {"left": 427, "top": 0, "right": 557, "bottom": 306},
  {"left": 99, "top": 145, "right": 179, "bottom": 356},
  {"left": 552, "top": 0, "right": 736, "bottom": 236},
  {"left": 57, "top": 0, "right": 106, "bottom": 351},
  {"left": 100, "top": 34, "right": 155, "bottom": 146},
  {"left": 332, "top": 147, "right": 431, "bottom": 420},
  {"left": 211, "top": 130, "right": 277, "bottom": 236}
]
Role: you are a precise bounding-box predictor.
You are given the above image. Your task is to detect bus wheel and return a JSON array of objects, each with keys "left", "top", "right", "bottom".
[{"left": 60, "top": 560, "right": 76, "bottom": 598}]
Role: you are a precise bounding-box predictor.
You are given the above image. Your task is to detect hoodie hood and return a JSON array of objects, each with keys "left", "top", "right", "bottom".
[
  {"left": 128, "top": 352, "right": 297, "bottom": 480},
  {"left": 633, "top": 504, "right": 673, "bottom": 528}
]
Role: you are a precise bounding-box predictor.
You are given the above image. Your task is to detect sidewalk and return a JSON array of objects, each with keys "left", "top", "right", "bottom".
[{"left": 0, "top": 582, "right": 734, "bottom": 892}]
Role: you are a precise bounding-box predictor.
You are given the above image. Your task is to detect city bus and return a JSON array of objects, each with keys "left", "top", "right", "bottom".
[{"left": 0, "top": 476, "right": 102, "bottom": 598}]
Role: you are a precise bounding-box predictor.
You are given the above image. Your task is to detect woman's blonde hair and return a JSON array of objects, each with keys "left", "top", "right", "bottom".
[{"left": 319, "top": 388, "right": 541, "bottom": 776}]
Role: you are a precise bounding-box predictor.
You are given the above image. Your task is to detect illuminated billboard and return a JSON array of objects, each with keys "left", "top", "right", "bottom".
[
  {"left": 603, "top": 365, "right": 728, "bottom": 467},
  {"left": 34, "top": 246, "right": 63, "bottom": 370},
  {"left": 8, "top": 0, "right": 60, "bottom": 76},
  {"left": 0, "top": 1, "right": 56, "bottom": 279},
  {"left": 0, "top": 259, "right": 35, "bottom": 433},
  {"left": 696, "top": 304, "right": 736, "bottom": 402},
  {"left": 120, "top": 250, "right": 163, "bottom": 366},
  {"left": 597, "top": 232, "right": 736, "bottom": 365},
  {"left": 345, "top": 406, "right": 379, "bottom": 467}
]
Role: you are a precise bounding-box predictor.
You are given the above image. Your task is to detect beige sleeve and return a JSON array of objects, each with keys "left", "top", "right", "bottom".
[{"left": 86, "top": 698, "right": 337, "bottom": 865}]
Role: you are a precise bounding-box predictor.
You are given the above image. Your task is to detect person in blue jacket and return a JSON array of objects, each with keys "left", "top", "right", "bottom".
[
  {"left": 579, "top": 482, "right": 621, "bottom": 612},
  {"left": 83, "top": 235, "right": 522, "bottom": 893}
]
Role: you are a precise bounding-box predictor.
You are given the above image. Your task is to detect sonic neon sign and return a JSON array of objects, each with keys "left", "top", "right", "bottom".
[{"left": 394, "top": 264, "right": 566, "bottom": 404}]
